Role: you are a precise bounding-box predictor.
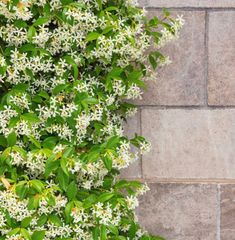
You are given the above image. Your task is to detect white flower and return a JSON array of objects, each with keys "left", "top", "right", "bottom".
[
  {"left": 126, "top": 195, "right": 139, "bottom": 210},
  {"left": 140, "top": 141, "right": 151, "bottom": 154}
]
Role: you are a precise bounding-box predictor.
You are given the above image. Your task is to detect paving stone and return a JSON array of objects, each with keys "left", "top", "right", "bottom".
[
  {"left": 220, "top": 184, "right": 235, "bottom": 239},
  {"left": 121, "top": 111, "right": 142, "bottom": 178},
  {"left": 138, "top": 0, "right": 235, "bottom": 8},
  {"left": 142, "top": 109, "right": 235, "bottom": 179},
  {"left": 208, "top": 11, "right": 235, "bottom": 105},
  {"left": 136, "top": 11, "right": 206, "bottom": 106},
  {"left": 136, "top": 183, "right": 217, "bottom": 240}
]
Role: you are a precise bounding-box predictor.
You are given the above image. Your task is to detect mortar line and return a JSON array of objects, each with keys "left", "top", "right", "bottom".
[
  {"left": 144, "top": 7, "right": 235, "bottom": 11},
  {"left": 139, "top": 108, "right": 144, "bottom": 179},
  {"left": 121, "top": 177, "right": 235, "bottom": 184},
  {"left": 217, "top": 184, "right": 221, "bottom": 240},
  {"left": 138, "top": 105, "right": 235, "bottom": 109},
  {"left": 205, "top": 10, "right": 209, "bottom": 106}
]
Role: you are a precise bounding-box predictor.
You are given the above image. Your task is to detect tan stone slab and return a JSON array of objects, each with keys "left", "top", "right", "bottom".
[
  {"left": 208, "top": 12, "right": 235, "bottom": 106},
  {"left": 136, "top": 183, "right": 217, "bottom": 240},
  {"left": 139, "top": 0, "right": 235, "bottom": 8},
  {"left": 142, "top": 109, "right": 235, "bottom": 179},
  {"left": 121, "top": 111, "right": 142, "bottom": 178},
  {"left": 220, "top": 184, "right": 235, "bottom": 239},
  {"left": 136, "top": 11, "right": 205, "bottom": 106}
]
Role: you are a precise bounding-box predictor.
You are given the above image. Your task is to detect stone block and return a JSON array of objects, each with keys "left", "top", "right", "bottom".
[
  {"left": 208, "top": 12, "right": 235, "bottom": 105},
  {"left": 142, "top": 109, "right": 235, "bottom": 179},
  {"left": 137, "top": 183, "right": 217, "bottom": 240}
]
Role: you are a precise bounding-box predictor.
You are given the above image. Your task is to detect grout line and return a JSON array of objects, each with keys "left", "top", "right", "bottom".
[
  {"left": 121, "top": 177, "right": 235, "bottom": 184},
  {"left": 138, "top": 105, "right": 235, "bottom": 109},
  {"left": 144, "top": 7, "right": 235, "bottom": 11},
  {"left": 139, "top": 108, "right": 144, "bottom": 179},
  {"left": 205, "top": 10, "right": 209, "bottom": 106},
  {"left": 217, "top": 184, "right": 221, "bottom": 240}
]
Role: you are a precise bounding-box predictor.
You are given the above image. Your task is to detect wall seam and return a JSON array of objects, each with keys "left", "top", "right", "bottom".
[
  {"left": 136, "top": 105, "right": 235, "bottom": 109},
  {"left": 122, "top": 178, "right": 235, "bottom": 184},
  {"left": 139, "top": 107, "right": 144, "bottom": 179},
  {"left": 144, "top": 7, "right": 235, "bottom": 11},
  {"left": 205, "top": 10, "right": 209, "bottom": 106},
  {"left": 217, "top": 184, "right": 221, "bottom": 240}
]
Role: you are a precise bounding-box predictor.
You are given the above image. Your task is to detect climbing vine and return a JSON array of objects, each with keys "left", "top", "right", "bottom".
[{"left": 0, "top": 0, "right": 183, "bottom": 239}]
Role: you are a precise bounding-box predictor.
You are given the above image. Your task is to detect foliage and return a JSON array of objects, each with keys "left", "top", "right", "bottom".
[{"left": 0, "top": 0, "right": 184, "bottom": 239}]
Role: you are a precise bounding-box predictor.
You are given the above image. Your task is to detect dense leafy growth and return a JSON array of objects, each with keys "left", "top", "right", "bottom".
[{"left": 0, "top": 0, "right": 183, "bottom": 239}]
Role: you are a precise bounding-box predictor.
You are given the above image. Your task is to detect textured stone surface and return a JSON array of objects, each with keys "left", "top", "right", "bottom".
[
  {"left": 208, "top": 12, "right": 235, "bottom": 105},
  {"left": 142, "top": 109, "right": 235, "bottom": 179},
  {"left": 220, "top": 184, "right": 235, "bottom": 239},
  {"left": 136, "top": 11, "right": 205, "bottom": 106},
  {"left": 136, "top": 183, "right": 217, "bottom": 240},
  {"left": 121, "top": 111, "right": 142, "bottom": 178},
  {"left": 139, "top": 0, "right": 235, "bottom": 8}
]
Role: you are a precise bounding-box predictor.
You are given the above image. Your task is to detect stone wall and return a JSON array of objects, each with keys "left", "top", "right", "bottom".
[{"left": 122, "top": 1, "right": 235, "bottom": 239}]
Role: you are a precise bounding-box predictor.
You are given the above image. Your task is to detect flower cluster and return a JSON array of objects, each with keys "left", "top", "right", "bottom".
[{"left": 0, "top": 0, "right": 183, "bottom": 239}]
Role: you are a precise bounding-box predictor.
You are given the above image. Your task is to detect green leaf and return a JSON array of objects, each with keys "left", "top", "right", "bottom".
[
  {"left": 32, "top": 231, "right": 45, "bottom": 240},
  {"left": 127, "top": 70, "right": 145, "bottom": 88},
  {"left": 43, "top": 3, "right": 51, "bottom": 16},
  {"left": 108, "top": 68, "right": 123, "bottom": 79},
  {"left": 96, "top": 0, "right": 102, "bottom": 10},
  {"left": 22, "top": 113, "right": 40, "bottom": 123},
  {"left": 127, "top": 70, "right": 142, "bottom": 82},
  {"left": 107, "top": 225, "right": 119, "bottom": 236},
  {"left": 57, "top": 168, "right": 69, "bottom": 191},
  {"left": 11, "top": 0, "right": 20, "bottom": 7},
  {"left": 12, "top": 83, "right": 29, "bottom": 92},
  {"left": 128, "top": 222, "right": 138, "bottom": 238},
  {"left": 31, "top": 180, "right": 44, "bottom": 193},
  {"left": 38, "top": 91, "right": 49, "bottom": 99},
  {"left": 37, "top": 215, "right": 48, "bottom": 227},
  {"left": 29, "top": 136, "right": 41, "bottom": 149},
  {"left": 0, "top": 135, "right": 7, "bottom": 147},
  {"left": 62, "top": 147, "right": 74, "bottom": 158},
  {"left": 49, "top": 214, "right": 62, "bottom": 226},
  {"left": 63, "top": 56, "right": 79, "bottom": 79},
  {"left": 86, "top": 32, "right": 101, "bottom": 41},
  {"left": 106, "top": 68, "right": 123, "bottom": 92},
  {"left": 15, "top": 182, "right": 27, "bottom": 199},
  {"left": 60, "top": 0, "right": 74, "bottom": 4},
  {"left": 7, "top": 132, "right": 17, "bottom": 147},
  {"left": 149, "top": 54, "right": 157, "bottom": 69},
  {"left": 66, "top": 181, "right": 77, "bottom": 200},
  {"left": 106, "top": 136, "right": 120, "bottom": 149},
  {"left": 102, "top": 155, "right": 112, "bottom": 171},
  {"left": 83, "top": 97, "right": 98, "bottom": 105},
  {"left": 0, "top": 66, "right": 7, "bottom": 75},
  {"left": 100, "top": 225, "right": 107, "bottom": 240},
  {"left": 7, "top": 228, "right": 20, "bottom": 236},
  {"left": 105, "top": 6, "right": 118, "bottom": 11},
  {"left": 45, "top": 155, "right": 59, "bottom": 177},
  {"left": 21, "top": 217, "right": 32, "bottom": 228},
  {"left": 53, "top": 84, "right": 68, "bottom": 95},
  {"left": 97, "top": 192, "right": 114, "bottom": 203},
  {"left": 21, "top": 229, "right": 31, "bottom": 240},
  {"left": 43, "top": 137, "right": 58, "bottom": 149},
  {"left": 33, "top": 17, "right": 50, "bottom": 26},
  {"left": 83, "top": 194, "right": 97, "bottom": 209},
  {"left": 64, "top": 202, "right": 73, "bottom": 223},
  {"left": 14, "top": 20, "right": 28, "bottom": 28},
  {"left": 92, "top": 227, "right": 99, "bottom": 240},
  {"left": 27, "top": 26, "right": 36, "bottom": 41},
  {"left": 27, "top": 196, "right": 40, "bottom": 210},
  {"left": 19, "top": 44, "right": 36, "bottom": 53},
  {"left": 60, "top": 158, "right": 69, "bottom": 176},
  {"left": 102, "top": 26, "right": 113, "bottom": 34}
]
